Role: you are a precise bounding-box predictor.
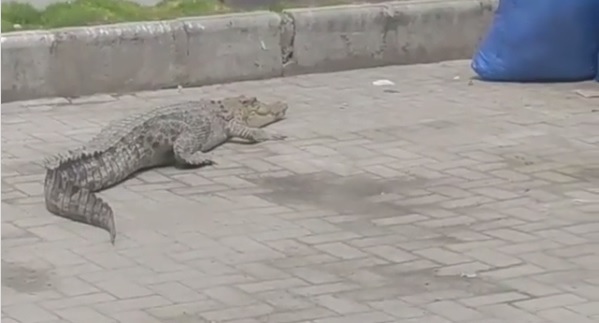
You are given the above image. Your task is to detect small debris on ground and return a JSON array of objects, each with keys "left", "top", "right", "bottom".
[{"left": 372, "top": 79, "right": 395, "bottom": 86}]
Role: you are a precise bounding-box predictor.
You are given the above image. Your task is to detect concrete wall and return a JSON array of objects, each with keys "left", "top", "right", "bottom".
[
  {"left": 282, "top": 0, "right": 496, "bottom": 75},
  {"left": 1, "top": 0, "right": 498, "bottom": 102}
]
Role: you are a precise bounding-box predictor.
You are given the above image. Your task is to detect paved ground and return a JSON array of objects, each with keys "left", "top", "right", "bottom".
[{"left": 2, "top": 61, "right": 599, "bottom": 323}]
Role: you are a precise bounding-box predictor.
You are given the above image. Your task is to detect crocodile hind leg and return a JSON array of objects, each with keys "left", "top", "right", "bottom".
[
  {"left": 173, "top": 132, "right": 216, "bottom": 167},
  {"left": 45, "top": 170, "right": 117, "bottom": 244},
  {"left": 172, "top": 129, "right": 227, "bottom": 167}
]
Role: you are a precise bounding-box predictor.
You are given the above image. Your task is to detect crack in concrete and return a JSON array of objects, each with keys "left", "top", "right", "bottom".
[{"left": 279, "top": 11, "right": 296, "bottom": 68}]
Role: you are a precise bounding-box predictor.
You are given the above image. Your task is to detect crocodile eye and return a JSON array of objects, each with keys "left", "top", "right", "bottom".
[{"left": 242, "top": 96, "right": 257, "bottom": 105}]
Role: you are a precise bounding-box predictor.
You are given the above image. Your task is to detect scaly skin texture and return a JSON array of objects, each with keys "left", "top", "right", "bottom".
[{"left": 43, "top": 96, "right": 288, "bottom": 244}]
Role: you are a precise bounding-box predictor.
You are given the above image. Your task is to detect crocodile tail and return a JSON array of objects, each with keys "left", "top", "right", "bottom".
[
  {"left": 43, "top": 150, "right": 101, "bottom": 171},
  {"left": 44, "top": 168, "right": 117, "bottom": 244}
]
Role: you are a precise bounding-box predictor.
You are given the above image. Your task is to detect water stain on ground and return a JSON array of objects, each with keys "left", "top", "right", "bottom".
[
  {"left": 1, "top": 260, "right": 53, "bottom": 293},
  {"left": 248, "top": 172, "right": 505, "bottom": 295},
  {"left": 572, "top": 167, "right": 599, "bottom": 182},
  {"left": 246, "top": 172, "right": 426, "bottom": 218},
  {"left": 331, "top": 266, "right": 511, "bottom": 303}
]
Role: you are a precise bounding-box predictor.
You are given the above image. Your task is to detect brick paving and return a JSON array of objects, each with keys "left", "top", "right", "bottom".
[{"left": 2, "top": 60, "right": 599, "bottom": 323}]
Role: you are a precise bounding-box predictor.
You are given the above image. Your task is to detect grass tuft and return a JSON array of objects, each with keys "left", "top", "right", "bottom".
[
  {"left": 1, "top": 0, "right": 230, "bottom": 32},
  {"left": 0, "top": 0, "right": 370, "bottom": 33}
]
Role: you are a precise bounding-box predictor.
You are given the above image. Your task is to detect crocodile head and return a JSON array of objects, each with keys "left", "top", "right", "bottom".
[{"left": 221, "top": 95, "right": 288, "bottom": 128}]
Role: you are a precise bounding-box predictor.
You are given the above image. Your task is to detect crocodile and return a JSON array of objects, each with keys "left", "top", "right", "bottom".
[{"left": 43, "top": 96, "right": 288, "bottom": 244}]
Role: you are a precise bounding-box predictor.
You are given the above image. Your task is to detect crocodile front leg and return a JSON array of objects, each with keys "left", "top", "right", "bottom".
[{"left": 227, "top": 121, "right": 287, "bottom": 142}]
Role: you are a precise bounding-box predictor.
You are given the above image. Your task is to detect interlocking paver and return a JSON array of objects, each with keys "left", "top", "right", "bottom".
[{"left": 3, "top": 60, "right": 599, "bottom": 322}]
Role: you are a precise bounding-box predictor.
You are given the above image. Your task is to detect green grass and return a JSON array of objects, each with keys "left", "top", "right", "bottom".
[
  {"left": 1, "top": 0, "right": 232, "bottom": 32},
  {"left": 1, "top": 0, "right": 375, "bottom": 33}
]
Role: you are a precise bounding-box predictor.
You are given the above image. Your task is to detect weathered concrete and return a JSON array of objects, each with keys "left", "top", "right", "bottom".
[
  {"left": 1, "top": 31, "right": 56, "bottom": 102},
  {"left": 1, "top": 22, "right": 183, "bottom": 101},
  {"left": 2, "top": 12, "right": 283, "bottom": 101},
  {"left": 382, "top": 0, "right": 496, "bottom": 64},
  {"left": 1, "top": 0, "right": 498, "bottom": 102},
  {"left": 284, "top": 0, "right": 496, "bottom": 74},
  {"left": 281, "top": 4, "right": 390, "bottom": 74},
  {"left": 180, "top": 12, "right": 283, "bottom": 87},
  {"left": 3, "top": 61, "right": 599, "bottom": 323}
]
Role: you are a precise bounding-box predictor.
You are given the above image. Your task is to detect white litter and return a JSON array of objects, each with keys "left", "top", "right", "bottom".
[{"left": 372, "top": 79, "right": 395, "bottom": 86}]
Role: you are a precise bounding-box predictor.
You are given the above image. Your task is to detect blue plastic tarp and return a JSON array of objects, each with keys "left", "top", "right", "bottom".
[{"left": 472, "top": 0, "right": 599, "bottom": 82}]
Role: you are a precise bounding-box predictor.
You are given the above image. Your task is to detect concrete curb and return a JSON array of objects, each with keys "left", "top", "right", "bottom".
[{"left": 1, "top": 0, "right": 497, "bottom": 102}]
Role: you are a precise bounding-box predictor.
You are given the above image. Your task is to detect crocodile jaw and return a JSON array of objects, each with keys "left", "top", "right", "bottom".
[
  {"left": 244, "top": 101, "right": 288, "bottom": 128},
  {"left": 224, "top": 96, "right": 288, "bottom": 128}
]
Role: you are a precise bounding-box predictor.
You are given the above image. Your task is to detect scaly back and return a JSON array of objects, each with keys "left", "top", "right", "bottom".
[{"left": 43, "top": 100, "right": 220, "bottom": 170}]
